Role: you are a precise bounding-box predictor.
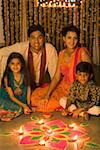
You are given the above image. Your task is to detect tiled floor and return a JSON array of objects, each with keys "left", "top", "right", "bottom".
[{"left": 0, "top": 111, "right": 100, "bottom": 150}]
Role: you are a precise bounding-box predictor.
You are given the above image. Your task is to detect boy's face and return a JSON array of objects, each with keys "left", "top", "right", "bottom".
[{"left": 76, "top": 71, "right": 90, "bottom": 85}]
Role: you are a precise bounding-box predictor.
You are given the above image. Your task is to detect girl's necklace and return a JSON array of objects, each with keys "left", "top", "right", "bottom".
[{"left": 14, "top": 74, "right": 23, "bottom": 88}]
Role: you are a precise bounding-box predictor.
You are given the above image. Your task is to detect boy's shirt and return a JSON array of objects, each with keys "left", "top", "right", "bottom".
[{"left": 67, "top": 80, "right": 100, "bottom": 110}]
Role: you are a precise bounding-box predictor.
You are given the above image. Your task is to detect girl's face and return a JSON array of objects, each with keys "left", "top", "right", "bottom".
[
  {"left": 63, "top": 31, "right": 78, "bottom": 51},
  {"left": 9, "top": 58, "right": 22, "bottom": 73},
  {"left": 29, "top": 30, "right": 45, "bottom": 53},
  {"left": 76, "top": 71, "right": 90, "bottom": 85}
]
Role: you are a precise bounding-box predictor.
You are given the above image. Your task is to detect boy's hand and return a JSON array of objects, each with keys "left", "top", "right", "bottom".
[{"left": 72, "top": 108, "right": 84, "bottom": 118}]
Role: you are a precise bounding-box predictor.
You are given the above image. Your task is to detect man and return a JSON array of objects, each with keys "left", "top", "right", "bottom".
[{"left": 0, "top": 24, "right": 58, "bottom": 89}]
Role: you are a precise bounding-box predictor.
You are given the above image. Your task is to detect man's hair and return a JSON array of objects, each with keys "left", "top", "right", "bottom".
[
  {"left": 28, "top": 24, "right": 45, "bottom": 37},
  {"left": 76, "top": 62, "right": 93, "bottom": 75}
]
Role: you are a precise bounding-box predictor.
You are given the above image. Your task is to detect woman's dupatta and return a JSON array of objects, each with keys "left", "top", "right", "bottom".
[{"left": 28, "top": 44, "right": 46, "bottom": 90}]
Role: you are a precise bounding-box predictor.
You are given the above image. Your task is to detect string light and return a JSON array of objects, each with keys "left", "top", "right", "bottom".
[{"left": 38, "top": 0, "right": 82, "bottom": 8}]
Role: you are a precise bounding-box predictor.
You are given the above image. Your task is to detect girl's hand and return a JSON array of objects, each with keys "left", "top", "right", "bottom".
[
  {"left": 24, "top": 105, "right": 32, "bottom": 115},
  {"left": 6, "top": 86, "right": 14, "bottom": 96},
  {"left": 14, "top": 87, "right": 22, "bottom": 96}
]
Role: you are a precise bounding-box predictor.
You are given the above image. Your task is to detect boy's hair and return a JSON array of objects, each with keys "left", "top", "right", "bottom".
[
  {"left": 76, "top": 62, "right": 93, "bottom": 74},
  {"left": 28, "top": 24, "right": 45, "bottom": 37}
]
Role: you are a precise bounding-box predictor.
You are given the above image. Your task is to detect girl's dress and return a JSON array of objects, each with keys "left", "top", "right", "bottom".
[
  {"left": 0, "top": 72, "right": 28, "bottom": 120},
  {"left": 31, "top": 47, "right": 89, "bottom": 112}
]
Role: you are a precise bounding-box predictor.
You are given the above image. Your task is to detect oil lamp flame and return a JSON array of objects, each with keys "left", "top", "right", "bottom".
[
  {"left": 38, "top": 119, "right": 44, "bottom": 124},
  {"left": 72, "top": 135, "right": 78, "bottom": 141},
  {"left": 18, "top": 126, "right": 24, "bottom": 135},
  {"left": 39, "top": 140, "right": 46, "bottom": 145}
]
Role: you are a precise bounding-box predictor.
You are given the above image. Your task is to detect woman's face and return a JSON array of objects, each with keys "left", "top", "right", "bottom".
[
  {"left": 63, "top": 31, "right": 78, "bottom": 50},
  {"left": 29, "top": 30, "right": 45, "bottom": 53}
]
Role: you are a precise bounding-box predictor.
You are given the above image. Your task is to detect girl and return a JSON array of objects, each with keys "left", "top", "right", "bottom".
[
  {"left": 31, "top": 25, "right": 92, "bottom": 112},
  {"left": 0, "top": 52, "right": 31, "bottom": 121},
  {"left": 60, "top": 62, "right": 100, "bottom": 119}
]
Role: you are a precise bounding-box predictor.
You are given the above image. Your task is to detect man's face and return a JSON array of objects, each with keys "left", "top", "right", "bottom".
[{"left": 29, "top": 30, "right": 45, "bottom": 53}]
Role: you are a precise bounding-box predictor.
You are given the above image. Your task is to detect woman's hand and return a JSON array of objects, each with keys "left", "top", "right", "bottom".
[
  {"left": 23, "top": 105, "right": 32, "bottom": 115},
  {"left": 38, "top": 98, "right": 49, "bottom": 109}
]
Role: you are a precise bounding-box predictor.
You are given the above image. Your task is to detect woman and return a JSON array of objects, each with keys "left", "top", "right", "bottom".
[{"left": 31, "top": 25, "right": 91, "bottom": 112}]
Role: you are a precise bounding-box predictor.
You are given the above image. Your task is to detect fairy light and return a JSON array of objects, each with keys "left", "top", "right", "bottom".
[{"left": 38, "top": 0, "right": 81, "bottom": 8}]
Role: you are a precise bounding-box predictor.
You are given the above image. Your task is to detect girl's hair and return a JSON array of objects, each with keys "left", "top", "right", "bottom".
[
  {"left": 76, "top": 62, "right": 95, "bottom": 81},
  {"left": 28, "top": 24, "right": 45, "bottom": 37},
  {"left": 2, "top": 52, "right": 29, "bottom": 86},
  {"left": 61, "top": 24, "right": 80, "bottom": 41}
]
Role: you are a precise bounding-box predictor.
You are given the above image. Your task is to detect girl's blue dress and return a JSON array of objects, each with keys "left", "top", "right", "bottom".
[{"left": 0, "top": 72, "right": 28, "bottom": 120}]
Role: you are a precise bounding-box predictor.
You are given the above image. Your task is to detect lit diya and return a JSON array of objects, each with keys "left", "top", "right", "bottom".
[{"left": 43, "top": 112, "right": 52, "bottom": 118}]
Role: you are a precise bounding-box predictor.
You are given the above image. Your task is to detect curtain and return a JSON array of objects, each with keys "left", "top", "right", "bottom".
[{"left": 1, "top": 0, "right": 100, "bottom": 64}]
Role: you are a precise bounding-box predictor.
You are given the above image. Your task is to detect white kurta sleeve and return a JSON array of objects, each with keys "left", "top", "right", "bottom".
[{"left": 45, "top": 43, "right": 58, "bottom": 79}]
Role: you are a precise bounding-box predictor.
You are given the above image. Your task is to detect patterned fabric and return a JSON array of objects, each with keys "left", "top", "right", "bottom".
[
  {"left": 31, "top": 47, "right": 87, "bottom": 112},
  {"left": 0, "top": 72, "right": 28, "bottom": 120},
  {"left": 67, "top": 80, "right": 100, "bottom": 110}
]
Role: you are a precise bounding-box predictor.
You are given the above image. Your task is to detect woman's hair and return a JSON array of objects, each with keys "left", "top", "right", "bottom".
[
  {"left": 61, "top": 24, "right": 80, "bottom": 41},
  {"left": 28, "top": 24, "right": 45, "bottom": 37},
  {"left": 2, "top": 52, "right": 29, "bottom": 86},
  {"left": 76, "top": 62, "right": 95, "bottom": 81}
]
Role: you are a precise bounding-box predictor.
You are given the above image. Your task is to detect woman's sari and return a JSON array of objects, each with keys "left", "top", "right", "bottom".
[{"left": 31, "top": 47, "right": 88, "bottom": 112}]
